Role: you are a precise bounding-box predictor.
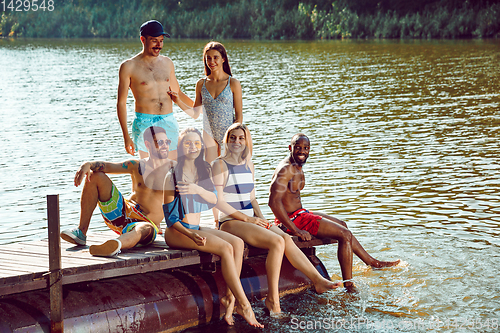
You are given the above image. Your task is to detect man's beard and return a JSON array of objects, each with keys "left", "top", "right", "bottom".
[
  {"left": 291, "top": 154, "right": 307, "bottom": 166},
  {"left": 151, "top": 149, "right": 169, "bottom": 159}
]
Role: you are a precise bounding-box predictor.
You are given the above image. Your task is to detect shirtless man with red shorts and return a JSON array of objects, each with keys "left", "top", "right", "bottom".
[{"left": 269, "top": 133, "right": 399, "bottom": 292}]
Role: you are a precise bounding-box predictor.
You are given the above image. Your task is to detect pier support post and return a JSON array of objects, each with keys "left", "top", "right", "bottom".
[{"left": 47, "top": 195, "right": 64, "bottom": 333}]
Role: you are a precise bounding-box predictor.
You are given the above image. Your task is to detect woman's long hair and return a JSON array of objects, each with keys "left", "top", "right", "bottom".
[
  {"left": 203, "top": 41, "right": 232, "bottom": 76},
  {"left": 222, "top": 123, "right": 253, "bottom": 169},
  {"left": 175, "top": 127, "right": 214, "bottom": 191}
]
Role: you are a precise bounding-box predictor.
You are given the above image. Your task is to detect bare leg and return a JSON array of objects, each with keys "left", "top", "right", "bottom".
[
  {"left": 203, "top": 130, "right": 220, "bottom": 223},
  {"left": 313, "top": 212, "right": 400, "bottom": 268},
  {"left": 269, "top": 226, "right": 342, "bottom": 293},
  {"left": 204, "top": 130, "right": 220, "bottom": 223},
  {"left": 313, "top": 218, "right": 356, "bottom": 291},
  {"left": 165, "top": 228, "right": 263, "bottom": 328},
  {"left": 77, "top": 171, "right": 113, "bottom": 235},
  {"left": 203, "top": 130, "right": 219, "bottom": 164},
  {"left": 212, "top": 207, "right": 220, "bottom": 227},
  {"left": 117, "top": 222, "right": 155, "bottom": 250},
  {"left": 202, "top": 228, "right": 245, "bottom": 325},
  {"left": 90, "top": 222, "right": 156, "bottom": 256},
  {"left": 221, "top": 221, "right": 285, "bottom": 314}
]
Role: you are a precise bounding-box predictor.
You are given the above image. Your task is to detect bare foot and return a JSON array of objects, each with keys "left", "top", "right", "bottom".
[
  {"left": 221, "top": 295, "right": 236, "bottom": 325},
  {"left": 371, "top": 259, "right": 400, "bottom": 269},
  {"left": 265, "top": 297, "right": 281, "bottom": 315},
  {"left": 314, "top": 277, "right": 343, "bottom": 294},
  {"left": 344, "top": 281, "right": 358, "bottom": 293},
  {"left": 235, "top": 304, "right": 264, "bottom": 328}
]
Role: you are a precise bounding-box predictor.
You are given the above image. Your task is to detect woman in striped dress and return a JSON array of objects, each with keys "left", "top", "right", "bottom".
[
  {"left": 212, "top": 123, "right": 341, "bottom": 316},
  {"left": 163, "top": 127, "right": 263, "bottom": 328}
]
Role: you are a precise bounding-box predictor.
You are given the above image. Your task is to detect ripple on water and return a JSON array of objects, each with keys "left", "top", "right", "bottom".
[{"left": 1, "top": 39, "right": 500, "bottom": 332}]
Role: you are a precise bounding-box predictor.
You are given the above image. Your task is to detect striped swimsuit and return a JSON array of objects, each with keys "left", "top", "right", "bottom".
[{"left": 219, "top": 161, "right": 254, "bottom": 223}]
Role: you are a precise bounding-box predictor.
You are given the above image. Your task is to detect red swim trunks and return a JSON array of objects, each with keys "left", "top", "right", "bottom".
[{"left": 274, "top": 208, "right": 322, "bottom": 236}]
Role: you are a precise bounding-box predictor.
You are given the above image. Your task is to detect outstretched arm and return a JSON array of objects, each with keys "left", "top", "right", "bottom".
[
  {"left": 248, "top": 163, "right": 270, "bottom": 227},
  {"left": 168, "top": 62, "right": 201, "bottom": 119},
  {"left": 74, "top": 160, "right": 138, "bottom": 187},
  {"left": 171, "top": 222, "right": 207, "bottom": 246},
  {"left": 176, "top": 180, "right": 217, "bottom": 205},
  {"left": 268, "top": 165, "right": 312, "bottom": 241},
  {"left": 117, "top": 61, "right": 135, "bottom": 155}
]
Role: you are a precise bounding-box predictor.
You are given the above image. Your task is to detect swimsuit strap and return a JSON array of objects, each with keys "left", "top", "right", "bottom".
[
  {"left": 218, "top": 159, "right": 230, "bottom": 188},
  {"left": 221, "top": 159, "right": 240, "bottom": 186},
  {"left": 172, "top": 168, "right": 180, "bottom": 197},
  {"left": 203, "top": 77, "right": 230, "bottom": 91},
  {"left": 225, "top": 161, "right": 240, "bottom": 194},
  {"left": 138, "top": 160, "right": 145, "bottom": 176}
]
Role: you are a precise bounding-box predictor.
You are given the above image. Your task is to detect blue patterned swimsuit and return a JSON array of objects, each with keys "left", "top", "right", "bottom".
[{"left": 202, "top": 77, "right": 234, "bottom": 145}]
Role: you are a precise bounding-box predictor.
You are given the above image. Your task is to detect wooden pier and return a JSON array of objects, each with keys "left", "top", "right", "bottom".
[
  {"left": 0, "top": 195, "right": 337, "bottom": 332},
  {"left": 0, "top": 230, "right": 335, "bottom": 297}
]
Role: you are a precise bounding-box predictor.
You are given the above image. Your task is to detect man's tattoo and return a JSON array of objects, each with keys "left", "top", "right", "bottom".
[
  {"left": 122, "top": 160, "right": 137, "bottom": 169},
  {"left": 91, "top": 162, "right": 105, "bottom": 172}
]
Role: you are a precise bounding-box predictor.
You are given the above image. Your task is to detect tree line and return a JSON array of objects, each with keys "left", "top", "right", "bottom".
[{"left": 1, "top": 0, "right": 499, "bottom": 39}]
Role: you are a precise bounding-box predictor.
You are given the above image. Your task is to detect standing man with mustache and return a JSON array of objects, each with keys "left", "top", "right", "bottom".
[
  {"left": 117, "top": 20, "right": 196, "bottom": 161},
  {"left": 269, "top": 133, "right": 399, "bottom": 292}
]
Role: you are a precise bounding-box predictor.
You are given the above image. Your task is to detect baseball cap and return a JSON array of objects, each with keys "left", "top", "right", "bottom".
[{"left": 140, "top": 20, "right": 171, "bottom": 38}]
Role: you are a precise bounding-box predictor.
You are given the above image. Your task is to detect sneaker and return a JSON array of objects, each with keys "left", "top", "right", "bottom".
[
  {"left": 89, "top": 239, "right": 122, "bottom": 257},
  {"left": 60, "top": 228, "right": 87, "bottom": 245}
]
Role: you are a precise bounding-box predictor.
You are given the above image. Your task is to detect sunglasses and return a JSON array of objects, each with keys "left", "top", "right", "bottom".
[
  {"left": 155, "top": 139, "right": 171, "bottom": 147},
  {"left": 183, "top": 140, "right": 203, "bottom": 149}
]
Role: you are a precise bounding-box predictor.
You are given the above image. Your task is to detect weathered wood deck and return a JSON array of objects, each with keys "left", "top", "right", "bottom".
[{"left": 0, "top": 229, "right": 336, "bottom": 297}]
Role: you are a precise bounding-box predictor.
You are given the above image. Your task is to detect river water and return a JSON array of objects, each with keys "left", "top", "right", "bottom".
[{"left": 0, "top": 38, "right": 499, "bottom": 332}]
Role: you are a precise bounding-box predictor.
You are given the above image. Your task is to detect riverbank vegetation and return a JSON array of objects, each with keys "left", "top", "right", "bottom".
[{"left": 1, "top": 0, "right": 499, "bottom": 39}]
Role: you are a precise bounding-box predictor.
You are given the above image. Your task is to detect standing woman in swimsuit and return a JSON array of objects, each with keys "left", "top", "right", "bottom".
[
  {"left": 162, "top": 127, "right": 263, "bottom": 328},
  {"left": 193, "top": 41, "right": 243, "bottom": 164},
  {"left": 212, "top": 123, "right": 341, "bottom": 315}
]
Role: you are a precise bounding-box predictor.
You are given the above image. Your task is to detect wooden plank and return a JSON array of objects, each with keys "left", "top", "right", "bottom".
[
  {"left": 0, "top": 252, "right": 49, "bottom": 267},
  {"left": 0, "top": 248, "right": 115, "bottom": 270},
  {"left": 0, "top": 258, "right": 47, "bottom": 271},
  {"left": 0, "top": 271, "right": 44, "bottom": 284},
  {"left": 0, "top": 231, "right": 336, "bottom": 298},
  {"left": 47, "top": 194, "right": 63, "bottom": 333},
  {"left": 0, "top": 270, "right": 48, "bottom": 296},
  {"left": 291, "top": 236, "right": 337, "bottom": 248},
  {"left": 0, "top": 278, "right": 47, "bottom": 296},
  {"left": 61, "top": 254, "right": 219, "bottom": 285},
  {"left": 0, "top": 242, "right": 50, "bottom": 255},
  {"left": 0, "top": 260, "right": 48, "bottom": 273},
  {"left": 0, "top": 237, "right": 334, "bottom": 280}
]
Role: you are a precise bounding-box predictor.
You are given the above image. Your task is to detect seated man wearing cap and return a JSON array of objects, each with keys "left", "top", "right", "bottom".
[{"left": 117, "top": 20, "right": 196, "bottom": 161}]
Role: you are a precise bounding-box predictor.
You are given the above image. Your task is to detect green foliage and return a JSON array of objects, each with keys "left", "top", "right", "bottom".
[
  {"left": 1, "top": 0, "right": 499, "bottom": 39},
  {"left": 1, "top": 12, "right": 16, "bottom": 36}
]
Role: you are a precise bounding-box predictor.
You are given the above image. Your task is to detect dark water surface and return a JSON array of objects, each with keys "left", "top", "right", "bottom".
[{"left": 1, "top": 38, "right": 499, "bottom": 332}]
